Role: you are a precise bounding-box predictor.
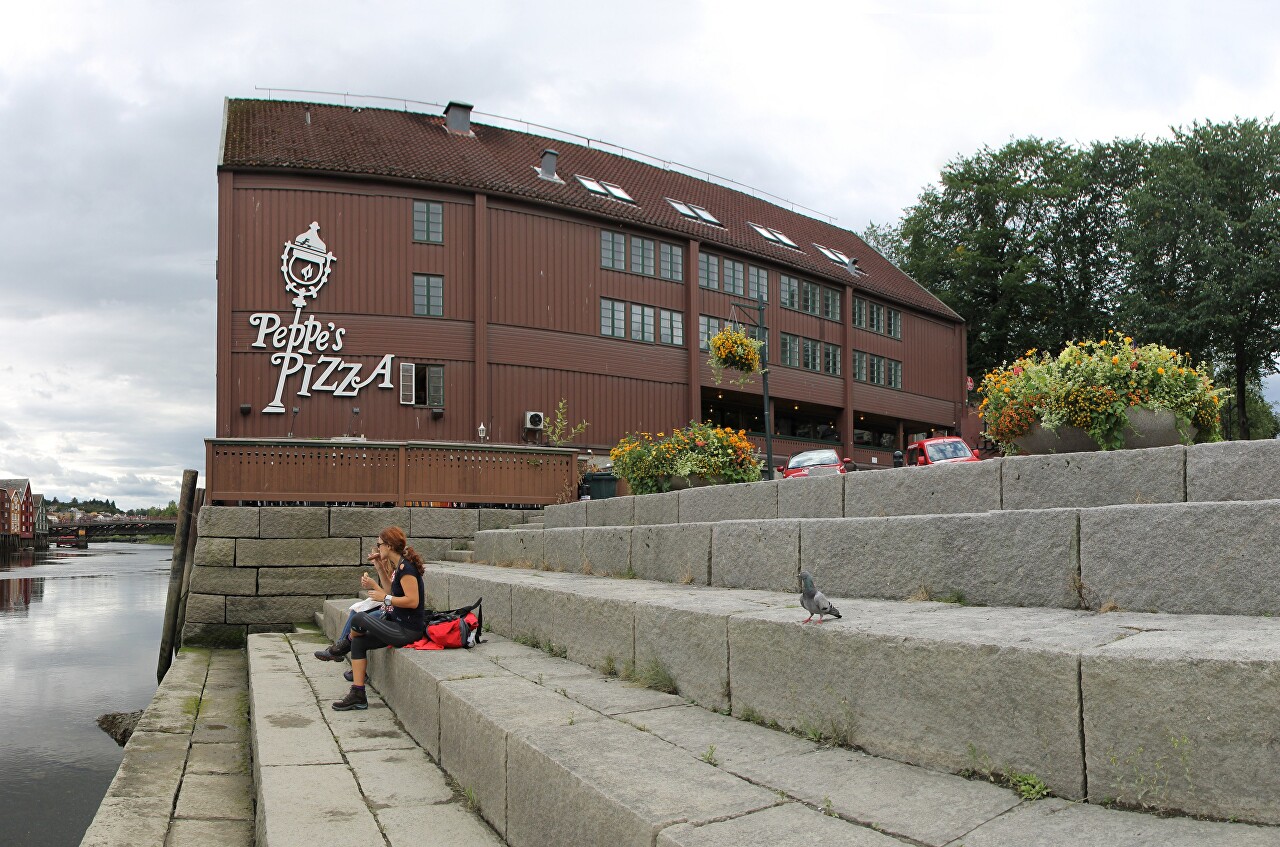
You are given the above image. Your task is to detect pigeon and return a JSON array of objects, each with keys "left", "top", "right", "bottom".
[{"left": 799, "top": 570, "right": 841, "bottom": 623}]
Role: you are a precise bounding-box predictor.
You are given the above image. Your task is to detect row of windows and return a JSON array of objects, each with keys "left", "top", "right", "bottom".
[
  {"left": 601, "top": 231, "right": 684, "bottom": 281},
  {"left": 600, "top": 298, "right": 684, "bottom": 346},
  {"left": 854, "top": 297, "right": 902, "bottom": 338},
  {"left": 778, "top": 333, "right": 842, "bottom": 376},
  {"left": 853, "top": 351, "right": 903, "bottom": 388},
  {"left": 698, "top": 252, "right": 761, "bottom": 300},
  {"left": 780, "top": 275, "right": 841, "bottom": 320}
]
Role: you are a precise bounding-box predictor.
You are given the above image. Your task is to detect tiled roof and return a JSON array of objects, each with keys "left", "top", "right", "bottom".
[{"left": 221, "top": 99, "right": 961, "bottom": 322}]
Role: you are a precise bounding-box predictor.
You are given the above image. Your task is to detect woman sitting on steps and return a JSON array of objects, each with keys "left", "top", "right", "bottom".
[{"left": 331, "top": 526, "right": 426, "bottom": 711}]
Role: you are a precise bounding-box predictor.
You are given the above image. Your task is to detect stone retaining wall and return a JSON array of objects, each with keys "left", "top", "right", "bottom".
[{"left": 183, "top": 506, "right": 537, "bottom": 647}]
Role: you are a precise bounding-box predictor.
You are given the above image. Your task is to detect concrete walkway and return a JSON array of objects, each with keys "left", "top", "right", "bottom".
[
  {"left": 80, "top": 648, "right": 254, "bottom": 847},
  {"left": 248, "top": 627, "right": 501, "bottom": 847}
]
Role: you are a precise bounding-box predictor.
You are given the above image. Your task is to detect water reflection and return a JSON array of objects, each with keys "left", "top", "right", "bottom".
[{"left": 0, "top": 543, "right": 172, "bottom": 847}]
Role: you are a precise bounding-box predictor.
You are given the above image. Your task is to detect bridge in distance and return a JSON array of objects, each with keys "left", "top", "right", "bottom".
[{"left": 51, "top": 517, "right": 178, "bottom": 545}]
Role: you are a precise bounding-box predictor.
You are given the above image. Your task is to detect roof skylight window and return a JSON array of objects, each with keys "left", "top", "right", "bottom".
[
  {"left": 815, "top": 244, "right": 851, "bottom": 265},
  {"left": 578, "top": 175, "right": 635, "bottom": 203},
  {"left": 667, "top": 199, "right": 723, "bottom": 226},
  {"left": 750, "top": 223, "right": 800, "bottom": 248}
]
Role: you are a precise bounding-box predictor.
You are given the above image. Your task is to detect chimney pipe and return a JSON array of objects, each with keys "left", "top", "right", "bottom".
[
  {"left": 444, "top": 101, "right": 474, "bottom": 136},
  {"left": 537, "top": 148, "right": 562, "bottom": 182}
]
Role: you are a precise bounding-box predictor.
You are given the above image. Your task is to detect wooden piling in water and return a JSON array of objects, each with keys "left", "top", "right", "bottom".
[
  {"left": 173, "top": 488, "right": 204, "bottom": 647},
  {"left": 157, "top": 470, "right": 198, "bottom": 683}
]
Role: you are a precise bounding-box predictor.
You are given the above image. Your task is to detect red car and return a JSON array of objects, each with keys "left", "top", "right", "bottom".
[
  {"left": 778, "top": 448, "right": 851, "bottom": 479},
  {"left": 905, "top": 436, "right": 980, "bottom": 466}
]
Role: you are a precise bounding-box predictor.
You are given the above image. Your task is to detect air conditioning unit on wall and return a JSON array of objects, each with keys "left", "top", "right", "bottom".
[{"left": 524, "top": 411, "right": 545, "bottom": 430}]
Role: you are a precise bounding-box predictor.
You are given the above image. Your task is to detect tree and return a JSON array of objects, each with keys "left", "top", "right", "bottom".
[
  {"left": 1218, "top": 378, "right": 1280, "bottom": 440},
  {"left": 886, "top": 137, "right": 1145, "bottom": 378},
  {"left": 1119, "top": 118, "right": 1280, "bottom": 437}
]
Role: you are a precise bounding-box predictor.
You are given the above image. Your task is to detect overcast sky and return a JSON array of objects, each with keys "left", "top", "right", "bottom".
[{"left": 4, "top": 0, "right": 1280, "bottom": 509}]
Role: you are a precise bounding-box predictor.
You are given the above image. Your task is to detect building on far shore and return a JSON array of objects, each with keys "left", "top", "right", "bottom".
[{"left": 215, "top": 97, "right": 967, "bottom": 468}]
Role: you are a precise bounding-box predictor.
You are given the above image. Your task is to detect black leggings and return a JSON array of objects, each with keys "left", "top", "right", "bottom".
[{"left": 349, "top": 611, "right": 421, "bottom": 660}]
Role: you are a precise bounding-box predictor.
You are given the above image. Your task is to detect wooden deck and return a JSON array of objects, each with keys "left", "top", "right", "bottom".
[{"left": 205, "top": 438, "right": 578, "bottom": 506}]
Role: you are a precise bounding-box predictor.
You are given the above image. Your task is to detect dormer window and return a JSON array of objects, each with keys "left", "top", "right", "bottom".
[
  {"left": 750, "top": 223, "right": 799, "bottom": 248},
  {"left": 577, "top": 175, "right": 635, "bottom": 203},
  {"left": 667, "top": 198, "right": 723, "bottom": 226}
]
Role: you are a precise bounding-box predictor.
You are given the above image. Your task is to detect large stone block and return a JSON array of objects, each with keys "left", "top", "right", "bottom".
[
  {"left": 190, "top": 565, "right": 257, "bottom": 596},
  {"left": 710, "top": 519, "right": 799, "bottom": 593},
  {"left": 586, "top": 495, "right": 635, "bottom": 527},
  {"left": 445, "top": 568, "right": 514, "bottom": 634},
  {"left": 234, "top": 537, "right": 360, "bottom": 567},
  {"left": 631, "top": 523, "right": 711, "bottom": 585},
  {"left": 226, "top": 595, "right": 325, "bottom": 625},
  {"left": 582, "top": 526, "right": 632, "bottom": 577},
  {"left": 777, "top": 474, "right": 844, "bottom": 519},
  {"left": 328, "top": 507, "right": 411, "bottom": 537},
  {"left": 727, "top": 605, "right": 1092, "bottom": 800},
  {"left": 543, "top": 502, "right": 586, "bottom": 528},
  {"left": 845, "top": 461, "right": 1001, "bottom": 518},
  {"left": 1083, "top": 629, "right": 1280, "bottom": 824},
  {"left": 1003, "top": 447, "right": 1184, "bottom": 511},
  {"left": 633, "top": 491, "right": 679, "bottom": 525},
  {"left": 186, "top": 592, "right": 227, "bottom": 623},
  {"left": 679, "top": 480, "right": 778, "bottom": 523},
  {"left": 440, "top": 675, "right": 604, "bottom": 838},
  {"left": 801, "top": 509, "right": 1080, "bottom": 608},
  {"left": 473, "top": 528, "right": 545, "bottom": 567},
  {"left": 1080, "top": 500, "right": 1280, "bottom": 614},
  {"left": 543, "top": 528, "right": 585, "bottom": 572},
  {"left": 193, "top": 537, "right": 236, "bottom": 567},
  {"left": 422, "top": 568, "right": 449, "bottom": 611},
  {"left": 256, "top": 566, "right": 364, "bottom": 596},
  {"left": 181, "top": 622, "right": 245, "bottom": 648},
  {"left": 197, "top": 506, "right": 259, "bottom": 538},
  {"left": 406, "top": 537, "right": 451, "bottom": 561},
  {"left": 505, "top": 720, "right": 779, "bottom": 847},
  {"left": 258, "top": 506, "right": 328, "bottom": 538},
  {"left": 657, "top": 803, "right": 901, "bottom": 847},
  {"left": 411, "top": 507, "right": 479, "bottom": 537},
  {"left": 509, "top": 582, "right": 634, "bottom": 670},
  {"left": 1187, "top": 439, "right": 1280, "bottom": 502},
  {"left": 480, "top": 508, "right": 525, "bottom": 531}
]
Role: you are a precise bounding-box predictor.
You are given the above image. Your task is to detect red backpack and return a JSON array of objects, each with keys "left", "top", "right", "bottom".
[{"left": 408, "top": 598, "right": 483, "bottom": 651}]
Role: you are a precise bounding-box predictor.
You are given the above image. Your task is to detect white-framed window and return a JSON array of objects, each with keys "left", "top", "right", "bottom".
[
  {"left": 631, "top": 304, "right": 655, "bottom": 343},
  {"left": 822, "top": 287, "right": 841, "bottom": 321},
  {"left": 779, "top": 333, "right": 800, "bottom": 368},
  {"left": 868, "top": 302, "right": 885, "bottom": 334},
  {"left": 667, "top": 198, "right": 722, "bottom": 225},
  {"left": 853, "top": 298, "right": 865, "bottom": 328},
  {"left": 698, "top": 253, "right": 720, "bottom": 290},
  {"left": 852, "top": 350, "right": 866, "bottom": 382},
  {"left": 867, "top": 354, "right": 885, "bottom": 385},
  {"left": 749, "top": 223, "right": 800, "bottom": 248},
  {"left": 723, "top": 259, "right": 745, "bottom": 296},
  {"left": 823, "top": 343, "right": 841, "bottom": 376},
  {"left": 413, "top": 201, "right": 443, "bottom": 243},
  {"left": 577, "top": 175, "right": 635, "bottom": 202},
  {"left": 800, "top": 280, "right": 820, "bottom": 316},
  {"left": 887, "top": 308, "right": 902, "bottom": 339},
  {"left": 747, "top": 266, "right": 768, "bottom": 302},
  {"left": 412, "top": 274, "right": 443, "bottom": 317},
  {"left": 399, "top": 362, "right": 444, "bottom": 407},
  {"left": 601, "top": 298, "right": 626, "bottom": 338},
  {"left": 802, "top": 338, "right": 821, "bottom": 371},
  {"left": 814, "top": 243, "right": 850, "bottom": 265},
  {"left": 780, "top": 275, "right": 799, "bottom": 309},
  {"left": 630, "top": 237, "right": 655, "bottom": 276},
  {"left": 887, "top": 359, "right": 902, "bottom": 389},
  {"left": 659, "top": 309, "right": 684, "bottom": 346},
  {"left": 600, "top": 230, "right": 626, "bottom": 270},
  {"left": 659, "top": 243, "right": 684, "bottom": 281},
  {"left": 698, "top": 315, "right": 723, "bottom": 351}
]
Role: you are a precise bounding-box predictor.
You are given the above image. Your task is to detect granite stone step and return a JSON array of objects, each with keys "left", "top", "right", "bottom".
[
  {"left": 479, "top": 498, "right": 1280, "bottom": 616},
  {"left": 316, "top": 592, "right": 1280, "bottom": 845},
  {"left": 443, "top": 549, "right": 476, "bottom": 563},
  {"left": 382, "top": 562, "right": 1280, "bottom": 826}
]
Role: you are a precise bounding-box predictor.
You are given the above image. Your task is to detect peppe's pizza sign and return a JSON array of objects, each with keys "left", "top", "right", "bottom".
[{"left": 251, "top": 223, "right": 395, "bottom": 413}]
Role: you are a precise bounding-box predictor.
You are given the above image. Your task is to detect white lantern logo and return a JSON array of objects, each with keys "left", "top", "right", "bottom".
[{"left": 280, "top": 222, "right": 336, "bottom": 308}]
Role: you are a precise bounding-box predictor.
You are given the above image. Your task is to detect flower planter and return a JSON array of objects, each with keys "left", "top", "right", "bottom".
[{"left": 1014, "top": 408, "right": 1195, "bottom": 454}]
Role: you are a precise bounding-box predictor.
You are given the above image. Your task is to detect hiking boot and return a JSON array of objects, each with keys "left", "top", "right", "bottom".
[
  {"left": 313, "top": 638, "right": 351, "bottom": 661},
  {"left": 331, "top": 686, "right": 367, "bottom": 711},
  {"left": 343, "top": 669, "right": 354, "bottom": 682}
]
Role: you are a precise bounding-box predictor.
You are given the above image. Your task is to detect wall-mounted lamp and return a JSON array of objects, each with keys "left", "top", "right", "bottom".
[
  {"left": 430, "top": 408, "right": 444, "bottom": 419},
  {"left": 288, "top": 406, "right": 300, "bottom": 438},
  {"left": 239, "top": 404, "right": 251, "bottom": 416},
  {"left": 477, "top": 423, "right": 487, "bottom": 442},
  {"left": 344, "top": 406, "right": 361, "bottom": 438}
]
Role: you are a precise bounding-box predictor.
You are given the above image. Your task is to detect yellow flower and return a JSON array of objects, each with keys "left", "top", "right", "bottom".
[
  {"left": 1099, "top": 340, "right": 1108, "bottom": 346},
  {"left": 1111, "top": 356, "right": 1119, "bottom": 364},
  {"left": 1157, "top": 367, "right": 1165, "bottom": 375}
]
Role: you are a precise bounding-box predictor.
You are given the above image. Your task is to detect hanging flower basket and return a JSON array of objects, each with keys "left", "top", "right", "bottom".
[{"left": 708, "top": 325, "right": 763, "bottom": 386}]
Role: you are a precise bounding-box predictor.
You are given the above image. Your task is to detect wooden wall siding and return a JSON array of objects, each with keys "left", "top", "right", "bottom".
[
  {"left": 851, "top": 381, "right": 956, "bottom": 425},
  {"left": 206, "top": 440, "right": 575, "bottom": 505},
  {"left": 487, "top": 325, "right": 686, "bottom": 382},
  {"left": 487, "top": 363, "right": 688, "bottom": 447},
  {"left": 228, "top": 185, "right": 474, "bottom": 321},
  {"left": 229, "top": 313, "right": 475, "bottom": 359}
]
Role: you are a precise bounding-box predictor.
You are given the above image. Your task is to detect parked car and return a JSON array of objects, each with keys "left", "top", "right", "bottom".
[
  {"left": 905, "top": 436, "right": 980, "bottom": 466},
  {"left": 778, "top": 448, "right": 851, "bottom": 479}
]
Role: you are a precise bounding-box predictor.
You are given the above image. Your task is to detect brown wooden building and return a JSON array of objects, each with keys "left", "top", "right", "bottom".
[{"left": 216, "top": 99, "right": 966, "bottom": 468}]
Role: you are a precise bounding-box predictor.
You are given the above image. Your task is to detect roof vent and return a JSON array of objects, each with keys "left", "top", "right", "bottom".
[
  {"left": 536, "top": 148, "right": 563, "bottom": 182},
  {"left": 444, "top": 101, "right": 474, "bottom": 136}
]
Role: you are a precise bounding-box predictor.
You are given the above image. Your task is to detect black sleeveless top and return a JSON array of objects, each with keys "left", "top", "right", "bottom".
[{"left": 389, "top": 560, "right": 425, "bottom": 630}]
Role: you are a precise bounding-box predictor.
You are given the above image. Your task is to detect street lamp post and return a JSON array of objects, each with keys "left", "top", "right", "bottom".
[{"left": 729, "top": 290, "right": 774, "bottom": 480}]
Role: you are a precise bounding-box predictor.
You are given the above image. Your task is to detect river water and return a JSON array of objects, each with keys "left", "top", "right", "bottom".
[{"left": 0, "top": 543, "right": 171, "bottom": 847}]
